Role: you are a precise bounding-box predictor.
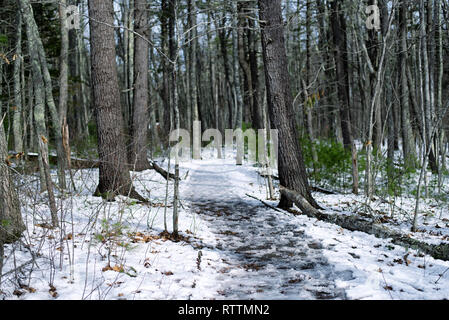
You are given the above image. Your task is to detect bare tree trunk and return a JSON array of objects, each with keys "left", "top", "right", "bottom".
[
  {"left": 329, "top": 0, "right": 353, "bottom": 150},
  {"left": 129, "top": 0, "right": 151, "bottom": 171},
  {"left": 258, "top": 0, "right": 319, "bottom": 210},
  {"left": 399, "top": 1, "right": 416, "bottom": 168},
  {"left": 304, "top": 0, "right": 318, "bottom": 164},
  {"left": 13, "top": 11, "right": 23, "bottom": 153},
  {"left": 247, "top": 5, "right": 263, "bottom": 130},
  {"left": 420, "top": 0, "right": 437, "bottom": 173},
  {"left": 88, "top": 0, "right": 144, "bottom": 201},
  {"left": 160, "top": 0, "right": 171, "bottom": 139},
  {"left": 59, "top": 0, "right": 76, "bottom": 190},
  {"left": 0, "top": 80, "right": 25, "bottom": 246},
  {"left": 20, "top": 0, "right": 59, "bottom": 225},
  {"left": 232, "top": 0, "right": 243, "bottom": 129},
  {"left": 59, "top": 0, "right": 69, "bottom": 129},
  {"left": 20, "top": 0, "right": 67, "bottom": 190}
]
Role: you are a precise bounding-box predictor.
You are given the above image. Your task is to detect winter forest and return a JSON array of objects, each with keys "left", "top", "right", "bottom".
[{"left": 1, "top": 0, "right": 449, "bottom": 301}]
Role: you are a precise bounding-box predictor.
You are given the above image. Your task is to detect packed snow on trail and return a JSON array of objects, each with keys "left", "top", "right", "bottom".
[{"left": 1, "top": 152, "right": 449, "bottom": 300}]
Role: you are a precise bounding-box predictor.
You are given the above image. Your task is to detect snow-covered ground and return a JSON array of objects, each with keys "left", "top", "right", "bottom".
[{"left": 1, "top": 152, "right": 449, "bottom": 300}]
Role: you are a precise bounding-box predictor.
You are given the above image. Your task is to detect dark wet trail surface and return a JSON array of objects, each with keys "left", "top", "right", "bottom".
[{"left": 184, "top": 161, "right": 348, "bottom": 299}]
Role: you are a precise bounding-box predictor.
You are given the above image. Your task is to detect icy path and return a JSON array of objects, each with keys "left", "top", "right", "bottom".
[{"left": 182, "top": 159, "right": 347, "bottom": 299}]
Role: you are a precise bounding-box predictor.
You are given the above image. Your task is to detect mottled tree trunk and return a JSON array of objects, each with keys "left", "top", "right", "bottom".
[
  {"left": 232, "top": 0, "right": 243, "bottom": 129},
  {"left": 329, "top": 0, "right": 353, "bottom": 150},
  {"left": 129, "top": 0, "right": 151, "bottom": 171},
  {"left": 247, "top": 7, "right": 263, "bottom": 130},
  {"left": 21, "top": 0, "right": 67, "bottom": 190},
  {"left": 20, "top": 0, "right": 59, "bottom": 226},
  {"left": 258, "top": 0, "right": 319, "bottom": 210},
  {"left": 1, "top": 81, "right": 25, "bottom": 246},
  {"left": 88, "top": 0, "right": 144, "bottom": 201},
  {"left": 13, "top": 11, "right": 23, "bottom": 153},
  {"left": 399, "top": 2, "right": 416, "bottom": 168}
]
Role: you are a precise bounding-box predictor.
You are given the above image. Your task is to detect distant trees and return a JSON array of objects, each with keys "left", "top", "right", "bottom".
[{"left": 0, "top": 0, "right": 447, "bottom": 233}]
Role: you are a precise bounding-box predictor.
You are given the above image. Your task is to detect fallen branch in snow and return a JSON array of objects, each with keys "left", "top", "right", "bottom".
[
  {"left": 149, "top": 161, "right": 176, "bottom": 180},
  {"left": 8, "top": 152, "right": 100, "bottom": 172},
  {"left": 311, "top": 186, "right": 337, "bottom": 195},
  {"left": 258, "top": 172, "right": 336, "bottom": 195},
  {"left": 259, "top": 173, "right": 279, "bottom": 180},
  {"left": 280, "top": 186, "right": 449, "bottom": 262},
  {"left": 435, "top": 266, "right": 449, "bottom": 284},
  {"left": 8, "top": 152, "right": 177, "bottom": 182},
  {"left": 245, "top": 194, "right": 283, "bottom": 213},
  {"left": 0, "top": 259, "right": 34, "bottom": 279}
]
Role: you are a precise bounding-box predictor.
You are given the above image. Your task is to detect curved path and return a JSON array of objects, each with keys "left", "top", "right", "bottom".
[{"left": 183, "top": 159, "right": 347, "bottom": 299}]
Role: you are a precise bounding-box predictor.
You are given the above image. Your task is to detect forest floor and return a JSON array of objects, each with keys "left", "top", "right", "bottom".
[{"left": 1, "top": 151, "right": 449, "bottom": 300}]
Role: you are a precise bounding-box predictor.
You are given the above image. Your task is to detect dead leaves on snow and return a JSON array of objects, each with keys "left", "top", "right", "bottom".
[
  {"left": 13, "top": 285, "right": 37, "bottom": 297},
  {"left": 129, "top": 231, "right": 191, "bottom": 244},
  {"left": 102, "top": 264, "right": 125, "bottom": 273}
]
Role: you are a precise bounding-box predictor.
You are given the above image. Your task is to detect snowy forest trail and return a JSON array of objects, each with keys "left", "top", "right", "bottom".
[{"left": 182, "top": 159, "right": 347, "bottom": 299}]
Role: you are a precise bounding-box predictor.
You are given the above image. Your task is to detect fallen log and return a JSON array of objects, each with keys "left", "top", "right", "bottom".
[
  {"left": 258, "top": 172, "right": 336, "bottom": 195},
  {"left": 280, "top": 186, "right": 449, "bottom": 262},
  {"left": 311, "top": 186, "right": 337, "bottom": 195},
  {"left": 245, "top": 193, "right": 283, "bottom": 213},
  {"left": 259, "top": 173, "right": 280, "bottom": 180},
  {"left": 8, "top": 152, "right": 100, "bottom": 171},
  {"left": 9, "top": 152, "right": 177, "bottom": 181},
  {"left": 150, "top": 161, "right": 176, "bottom": 180}
]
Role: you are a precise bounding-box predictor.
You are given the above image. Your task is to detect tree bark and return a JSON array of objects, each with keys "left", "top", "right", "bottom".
[
  {"left": 329, "top": 0, "right": 353, "bottom": 150},
  {"left": 258, "top": 0, "right": 319, "bottom": 210},
  {"left": 20, "top": 0, "right": 59, "bottom": 225},
  {"left": 1, "top": 83, "right": 25, "bottom": 245},
  {"left": 20, "top": 0, "right": 67, "bottom": 190},
  {"left": 13, "top": 11, "right": 23, "bottom": 153},
  {"left": 129, "top": 0, "right": 151, "bottom": 171},
  {"left": 399, "top": 1, "right": 416, "bottom": 168},
  {"left": 88, "top": 0, "right": 144, "bottom": 201}
]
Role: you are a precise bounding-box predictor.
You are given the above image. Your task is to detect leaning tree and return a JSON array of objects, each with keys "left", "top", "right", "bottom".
[{"left": 258, "top": 0, "right": 320, "bottom": 211}]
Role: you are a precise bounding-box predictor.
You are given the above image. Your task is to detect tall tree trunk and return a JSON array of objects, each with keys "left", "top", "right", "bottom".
[
  {"left": 129, "top": 0, "right": 151, "bottom": 171},
  {"left": 188, "top": 0, "right": 199, "bottom": 126},
  {"left": 0, "top": 78, "right": 25, "bottom": 246},
  {"left": 304, "top": 0, "right": 318, "bottom": 164},
  {"left": 399, "top": 1, "right": 416, "bottom": 168},
  {"left": 20, "top": 0, "right": 67, "bottom": 190},
  {"left": 59, "top": 0, "right": 69, "bottom": 129},
  {"left": 59, "top": 0, "right": 75, "bottom": 190},
  {"left": 420, "top": 0, "right": 438, "bottom": 173},
  {"left": 232, "top": 0, "right": 243, "bottom": 129},
  {"left": 329, "top": 0, "right": 353, "bottom": 150},
  {"left": 160, "top": 0, "right": 171, "bottom": 139},
  {"left": 258, "top": 0, "right": 319, "bottom": 210},
  {"left": 247, "top": 6, "right": 263, "bottom": 130},
  {"left": 214, "top": 11, "right": 233, "bottom": 129},
  {"left": 13, "top": 11, "right": 23, "bottom": 153},
  {"left": 20, "top": 0, "right": 59, "bottom": 225},
  {"left": 88, "top": 0, "right": 144, "bottom": 201}
]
